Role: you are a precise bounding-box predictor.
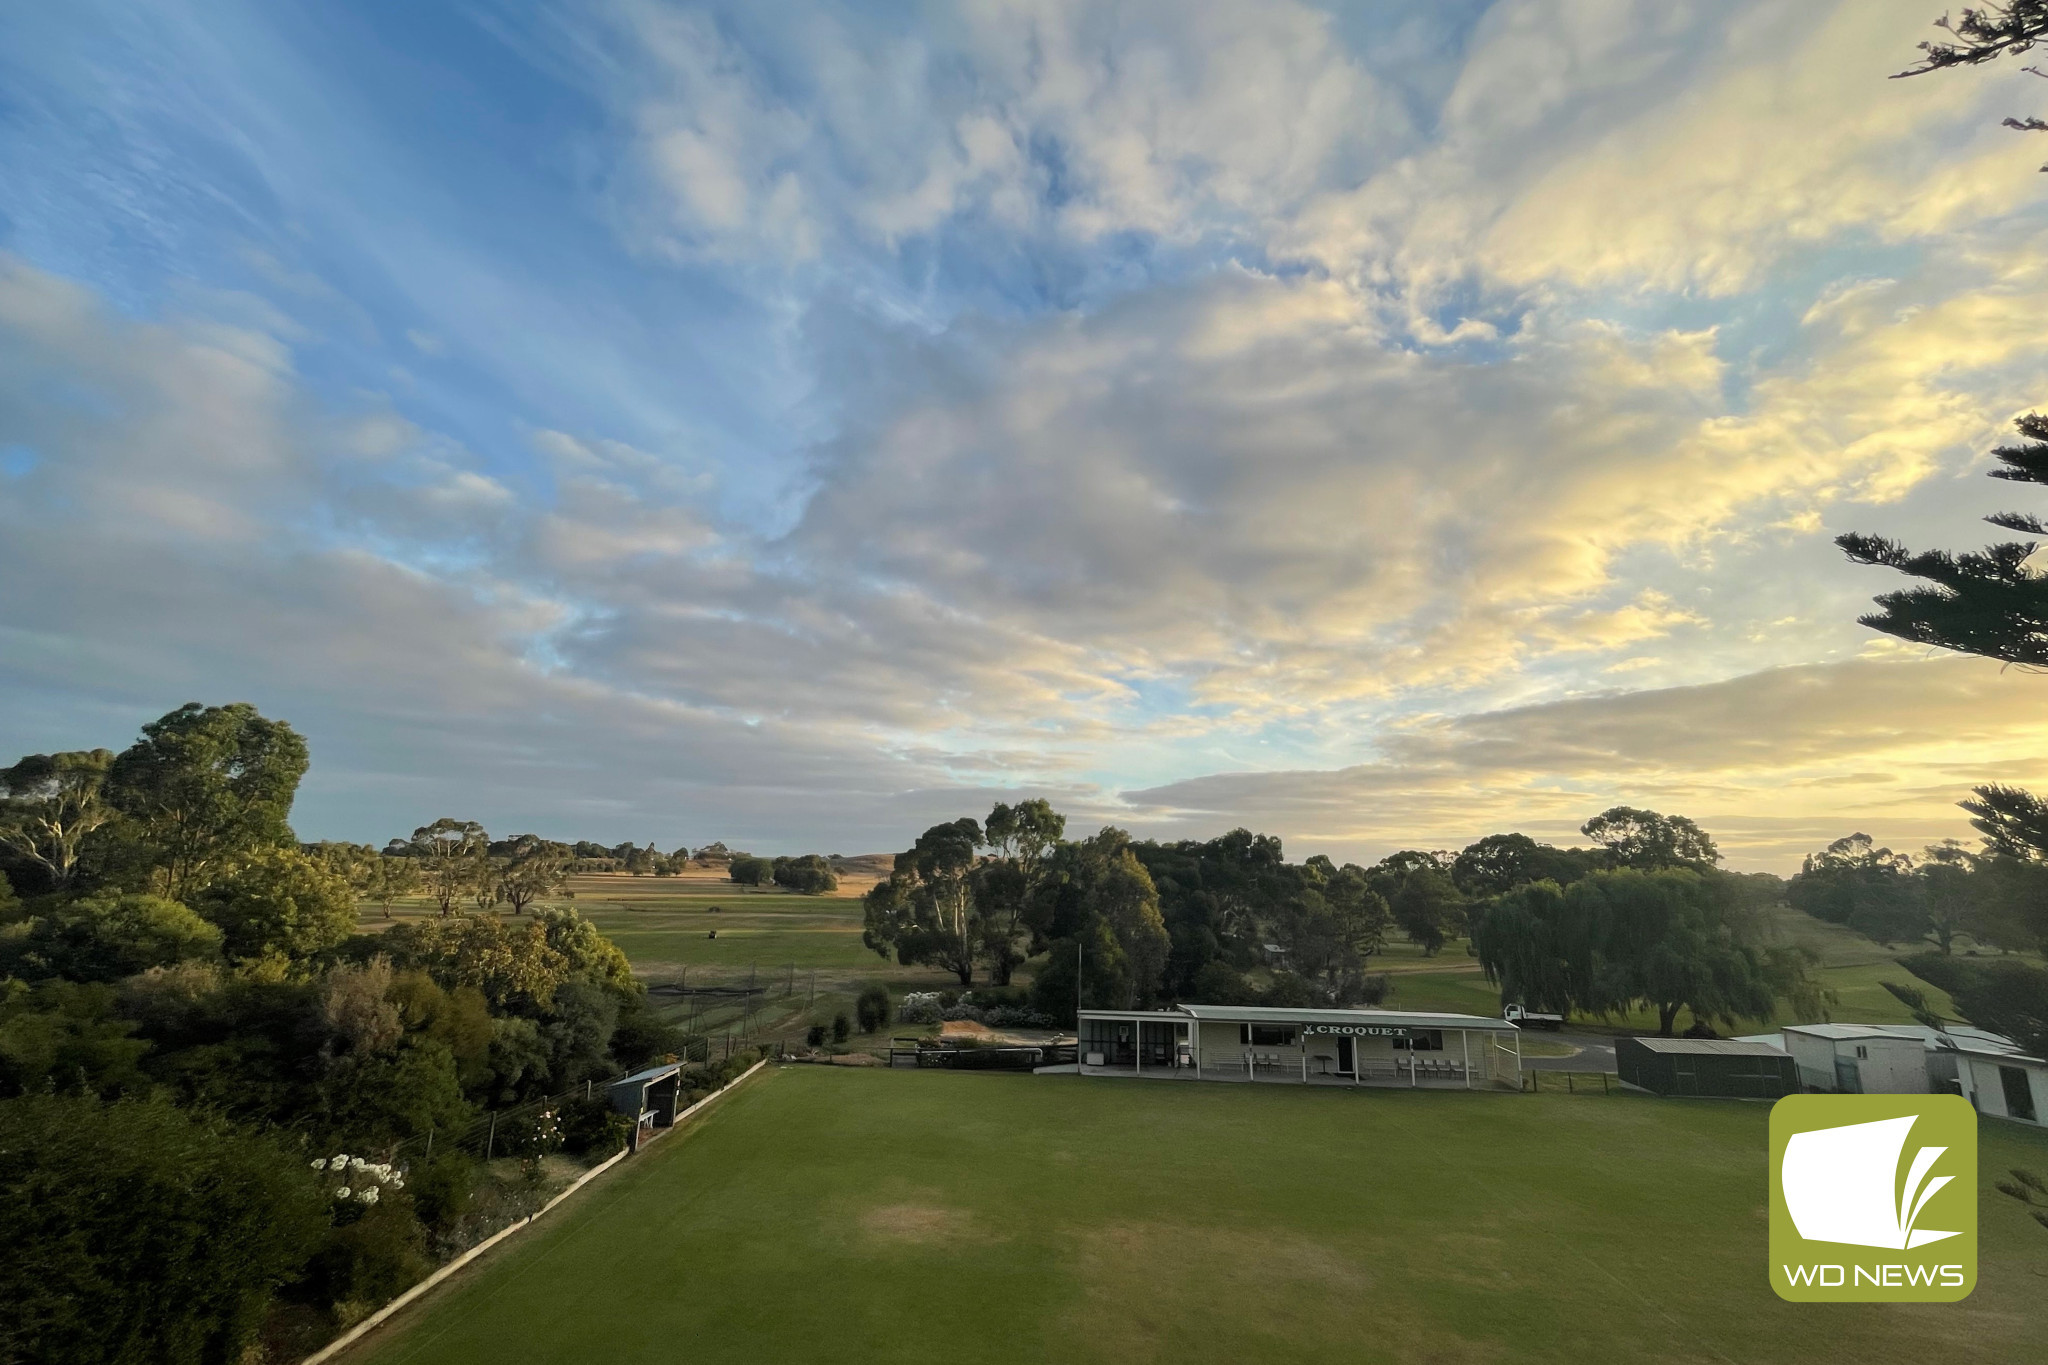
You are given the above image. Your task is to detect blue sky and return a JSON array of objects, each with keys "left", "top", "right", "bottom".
[{"left": 4, "top": 1, "right": 2048, "bottom": 868}]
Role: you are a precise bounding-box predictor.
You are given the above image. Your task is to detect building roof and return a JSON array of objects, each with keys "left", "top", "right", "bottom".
[
  {"left": 1782, "top": 1023, "right": 1924, "bottom": 1043},
  {"left": 1949, "top": 1044, "right": 2048, "bottom": 1066},
  {"left": 1624, "top": 1037, "right": 1790, "bottom": 1057},
  {"left": 1779, "top": 1022, "right": 2020, "bottom": 1052},
  {"left": 1166, "top": 1003, "right": 1517, "bottom": 1032},
  {"left": 610, "top": 1062, "right": 684, "bottom": 1089}
]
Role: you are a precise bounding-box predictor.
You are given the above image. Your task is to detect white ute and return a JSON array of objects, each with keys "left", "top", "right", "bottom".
[{"left": 1503, "top": 1004, "right": 1564, "bottom": 1031}]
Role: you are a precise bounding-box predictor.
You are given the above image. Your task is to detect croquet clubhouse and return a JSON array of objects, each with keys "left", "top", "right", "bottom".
[{"left": 1077, "top": 1004, "right": 1524, "bottom": 1090}]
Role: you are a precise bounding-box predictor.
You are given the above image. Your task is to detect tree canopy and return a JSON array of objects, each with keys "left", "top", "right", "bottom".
[
  {"left": 0, "top": 750, "right": 114, "bottom": 892},
  {"left": 1474, "top": 868, "right": 1785, "bottom": 1035},
  {"left": 105, "top": 703, "right": 309, "bottom": 902}
]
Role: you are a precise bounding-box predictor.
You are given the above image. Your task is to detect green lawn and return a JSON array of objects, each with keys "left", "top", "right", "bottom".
[{"left": 351, "top": 1068, "right": 2048, "bottom": 1365}]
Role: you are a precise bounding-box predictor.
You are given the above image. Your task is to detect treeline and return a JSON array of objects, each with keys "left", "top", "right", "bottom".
[
  {"left": 863, "top": 802, "right": 1821, "bottom": 1036},
  {"left": 1785, "top": 784, "right": 2048, "bottom": 1056},
  {"left": 0, "top": 704, "right": 695, "bottom": 1363}
]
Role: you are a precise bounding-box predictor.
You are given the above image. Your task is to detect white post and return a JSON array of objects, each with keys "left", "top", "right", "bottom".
[
  {"left": 1463, "top": 1031, "right": 1471, "bottom": 1090},
  {"left": 1514, "top": 1028, "right": 1522, "bottom": 1090},
  {"left": 1300, "top": 1038, "right": 1308, "bottom": 1084},
  {"left": 1135, "top": 1021, "right": 1142, "bottom": 1074},
  {"left": 1409, "top": 1038, "right": 1417, "bottom": 1087}
]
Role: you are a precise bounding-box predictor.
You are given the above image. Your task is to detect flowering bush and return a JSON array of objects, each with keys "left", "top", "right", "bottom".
[
  {"left": 310, "top": 1153, "right": 404, "bottom": 1206},
  {"left": 896, "top": 991, "right": 943, "bottom": 1025},
  {"left": 497, "top": 1107, "right": 564, "bottom": 1159}
]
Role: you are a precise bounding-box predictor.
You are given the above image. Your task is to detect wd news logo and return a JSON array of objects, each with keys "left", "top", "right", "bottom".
[{"left": 1769, "top": 1094, "right": 1976, "bottom": 1302}]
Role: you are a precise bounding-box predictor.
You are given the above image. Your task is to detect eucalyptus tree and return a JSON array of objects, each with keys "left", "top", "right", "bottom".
[
  {"left": 408, "top": 818, "right": 490, "bottom": 917},
  {"left": 861, "top": 818, "right": 983, "bottom": 985},
  {"left": 497, "top": 835, "right": 570, "bottom": 914},
  {"left": 0, "top": 749, "right": 114, "bottom": 890},
  {"left": 105, "top": 704, "right": 308, "bottom": 901}
]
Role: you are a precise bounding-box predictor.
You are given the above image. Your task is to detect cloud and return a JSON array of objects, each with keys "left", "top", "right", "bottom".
[
  {"left": 592, "top": 0, "right": 1410, "bottom": 272},
  {"left": 5, "top": 1, "right": 2048, "bottom": 873},
  {"left": 1123, "top": 654, "right": 2048, "bottom": 867}
]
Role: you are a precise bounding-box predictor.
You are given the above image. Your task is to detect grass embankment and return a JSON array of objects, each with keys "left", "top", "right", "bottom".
[{"left": 351, "top": 1068, "right": 2048, "bottom": 1365}]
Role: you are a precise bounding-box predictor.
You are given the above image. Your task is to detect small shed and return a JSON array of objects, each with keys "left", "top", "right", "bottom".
[
  {"left": 1955, "top": 1046, "right": 2047, "bottom": 1127},
  {"left": 1780, "top": 1024, "right": 1930, "bottom": 1095},
  {"left": 1615, "top": 1037, "right": 1797, "bottom": 1098},
  {"left": 607, "top": 1062, "right": 686, "bottom": 1145}
]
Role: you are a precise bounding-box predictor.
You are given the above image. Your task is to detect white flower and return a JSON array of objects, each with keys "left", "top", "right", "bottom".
[
  {"left": 331, "top": 1154, "right": 348, "bottom": 1168},
  {"left": 334, "top": 1187, "right": 352, "bottom": 1200},
  {"left": 390, "top": 1176, "right": 404, "bottom": 1190},
  {"left": 310, "top": 1159, "right": 327, "bottom": 1171},
  {"left": 349, "top": 1156, "right": 367, "bottom": 1171},
  {"left": 360, "top": 1187, "right": 380, "bottom": 1205},
  {"left": 373, "top": 1163, "right": 391, "bottom": 1179}
]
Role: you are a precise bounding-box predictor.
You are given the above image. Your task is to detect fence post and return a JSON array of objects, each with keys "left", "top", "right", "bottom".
[
  {"left": 486, "top": 1112, "right": 497, "bottom": 1162},
  {"left": 1567, "top": 1073, "right": 1574, "bottom": 1093}
]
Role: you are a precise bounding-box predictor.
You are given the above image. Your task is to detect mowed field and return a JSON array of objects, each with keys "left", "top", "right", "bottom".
[{"left": 349, "top": 1068, "right": 2048, "bottom": 1365}]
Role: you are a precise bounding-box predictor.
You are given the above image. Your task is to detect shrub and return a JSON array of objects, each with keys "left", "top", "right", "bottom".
[
  {"left": 855, "top": 984, "right": 892, "bottom": 1034},
  {"left": 0, "top": 1093, "right": 328, "bottom": 1365},
  {"left": 303, "top": 1194, "right": 430, "bottom": 1320},
  {"left": 896, "top": 991, "right": 943, "bottom": 1025},
  {"left": 805, "top": 1023, "right": 827, "bottom": 1048},
  {"left": 405, "top": 1152, "right": 475, "bottom": 1238},
  {"left": 496, "top": 1106, "right": 565, "bottom": 1158},
  {"left": 831, "top": 1013, "right": 851, "bottom": 1044},
  {"left": 558, "top": 1096, "right": 630, "bottom": 1158}
]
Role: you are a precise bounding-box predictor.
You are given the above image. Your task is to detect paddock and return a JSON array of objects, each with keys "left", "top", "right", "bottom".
[{"left": 1076, "top": 1003, "right": 1523, "bottom": 1091}]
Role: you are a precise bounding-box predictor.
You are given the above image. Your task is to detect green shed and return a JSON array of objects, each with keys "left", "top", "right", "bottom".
[{"left": 1614, "top": 1037, "right": 1798, "bottom": 1098}]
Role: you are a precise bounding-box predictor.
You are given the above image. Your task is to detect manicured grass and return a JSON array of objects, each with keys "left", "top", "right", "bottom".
[{"left": 352, "top": 1069, "right": 2048, "bottom": 1365}]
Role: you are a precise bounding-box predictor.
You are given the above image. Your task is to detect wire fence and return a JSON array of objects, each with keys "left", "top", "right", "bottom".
[
  {"left": 1522, "top": 1070, "right": 1615, "bottom": 1095},
  {"left": 380, "top": 1031, "right": 769, "bottom": 1166}
]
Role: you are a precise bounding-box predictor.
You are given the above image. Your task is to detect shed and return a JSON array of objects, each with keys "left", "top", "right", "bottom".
[
  {"left": 607, "top": 1062, "right": 686, "bottom": 1139},
  {"left": 1614, "top": 1037, "right": 1797, "bottom": 1098},
  {"left": 1779, "top": 1024, "right": 1930, "bottom": 1095},
  {"left": 1954, "top": 1046, "right": 2047, "bottom": 1127}
]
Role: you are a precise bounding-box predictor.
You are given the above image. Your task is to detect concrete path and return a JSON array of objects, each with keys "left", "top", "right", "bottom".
[{"left": 1516, "top": 1030, "right": 1619, "bottom": 1072}]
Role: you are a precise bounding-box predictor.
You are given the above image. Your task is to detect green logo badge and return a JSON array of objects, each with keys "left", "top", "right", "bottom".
[{"left": 1769, "top": 1094, "right": 1976, "bottom": 1301}]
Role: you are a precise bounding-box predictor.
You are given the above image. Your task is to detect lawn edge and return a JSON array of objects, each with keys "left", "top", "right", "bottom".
[{"left": 302, "top": 1058, "right": 769, "bottom": 1365}]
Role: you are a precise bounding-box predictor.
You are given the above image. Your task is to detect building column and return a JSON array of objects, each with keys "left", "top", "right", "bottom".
[{"left": 1462, "top": 1031, "right": 1471, "bottom": 1090}]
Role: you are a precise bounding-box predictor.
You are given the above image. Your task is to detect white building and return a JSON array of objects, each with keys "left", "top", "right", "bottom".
[
  {"left": 1953, "top": 1045, "right": 2047, "bottom": 1127},
  {"left": 1076, "top": 1004, "right": 1523, "bottom": 1091},
  {"left": 1779, "top": 1024, "right": 1934, "bottom": 1095}
]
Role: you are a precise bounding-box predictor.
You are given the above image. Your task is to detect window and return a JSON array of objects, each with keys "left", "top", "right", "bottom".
[
  {"left": 1393, "top": 1030, "right": 1444, "bottom": 1052},
  {"left": 1241, "top": 1024, "right": 1297, "bottom": 1047},
  {"left": 1855, "top": 1045, "right": 1868, "bottom": 1060}
]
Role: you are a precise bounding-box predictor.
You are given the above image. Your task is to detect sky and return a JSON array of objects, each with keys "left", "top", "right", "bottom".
[{"left": 3, "top": 0, "right": 2048, "bottom": 871}]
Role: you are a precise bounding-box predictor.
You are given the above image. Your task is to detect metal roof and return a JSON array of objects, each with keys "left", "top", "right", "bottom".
[
  {"left": 1774, "top": 1022, "right": 2021, "bottom": 1052},
  {"left": 1948, "top": 1044, "right": 2048, "bottom": 1066},
  {"left": 611, "top": 1062, "right": 684, "bottom": 1088},
  {"left": 1167, "top": 1003, "right": 1517, "bottom": 1032},
  {"left": 1625, "top": 1037, "right": 1790, "bottom": 1057},
  {"left": 1783, "top": 1023, "right": 1924, "bottom": 1042}
]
